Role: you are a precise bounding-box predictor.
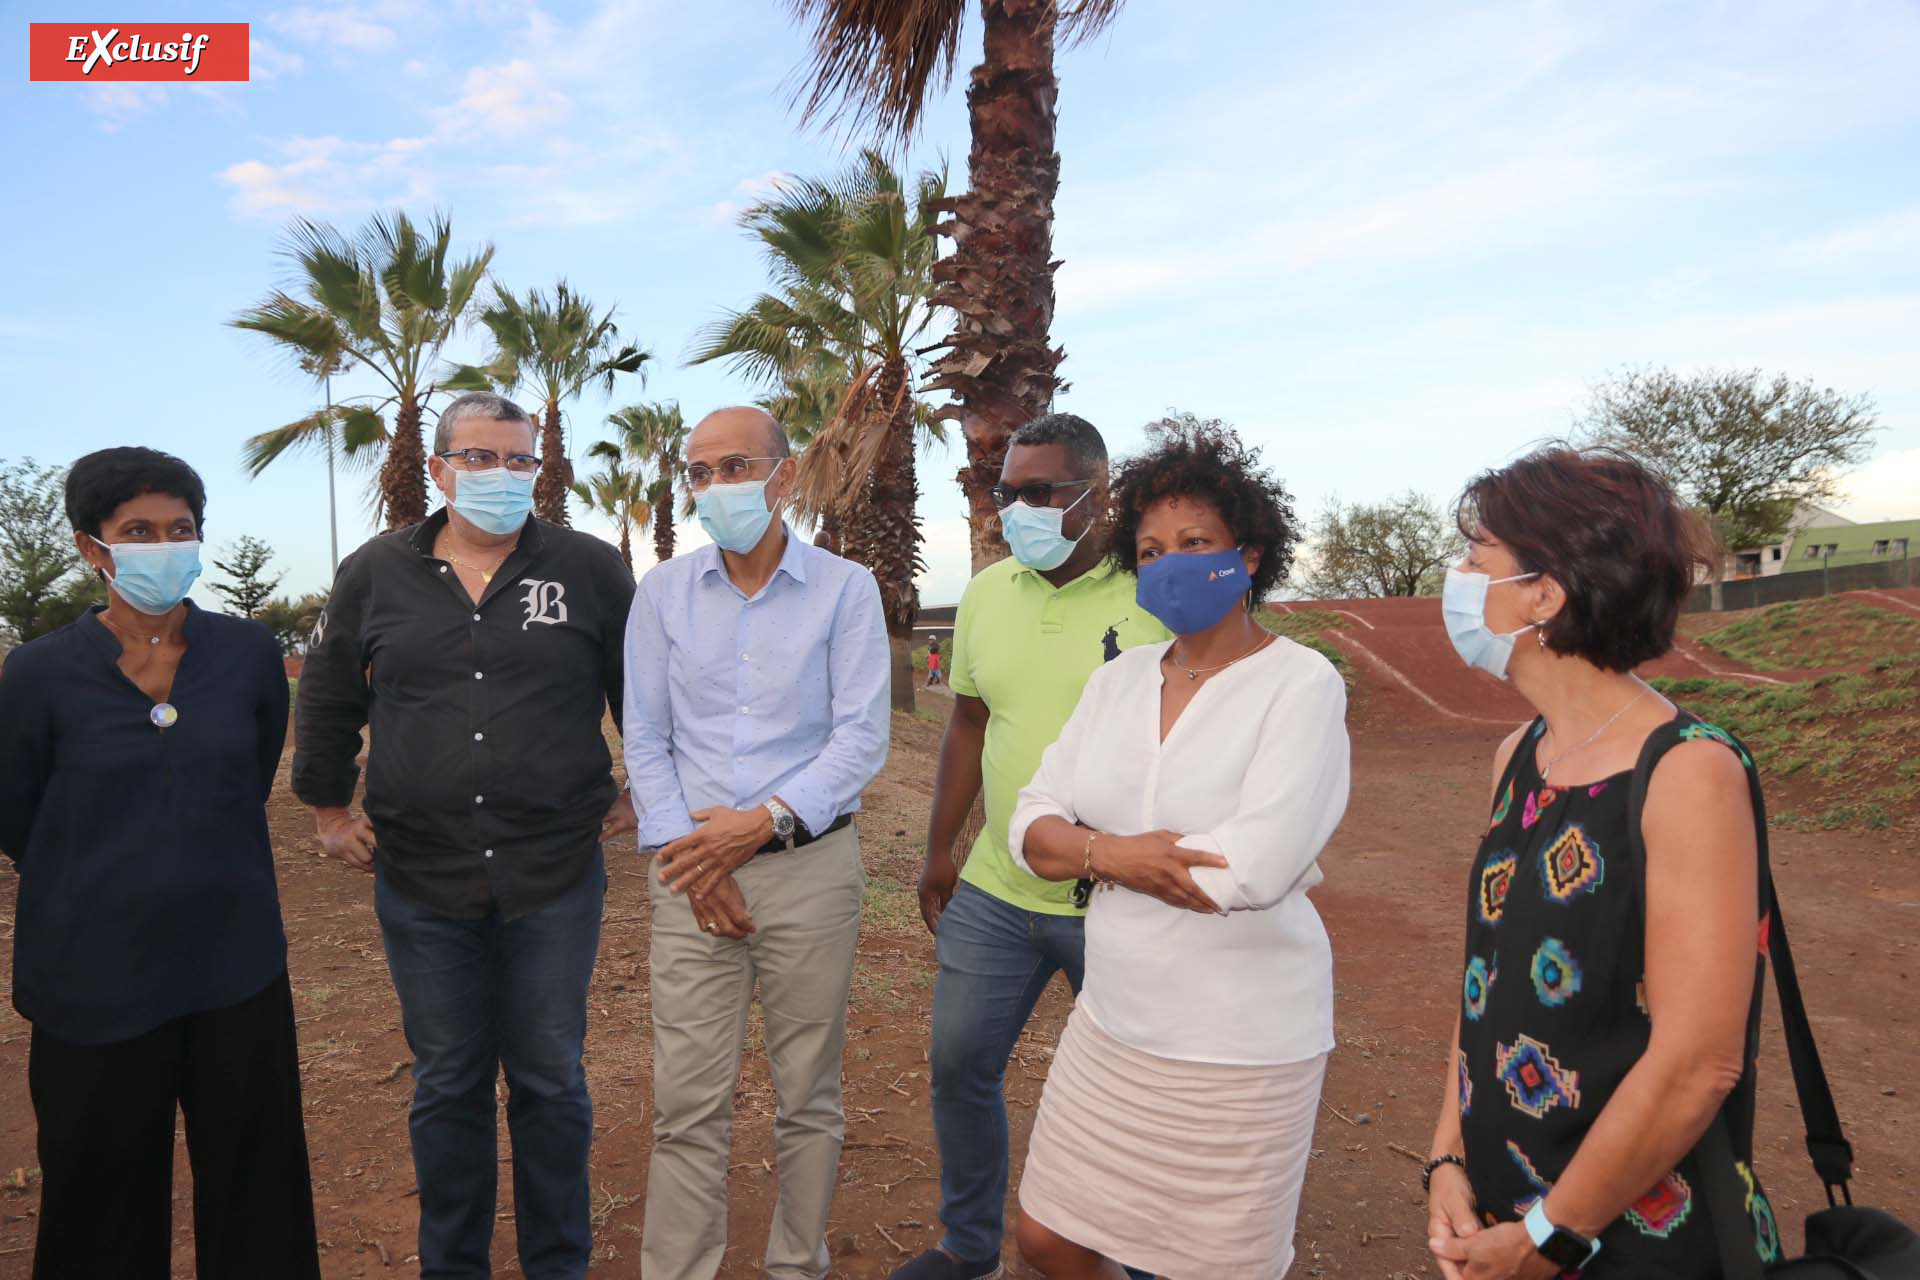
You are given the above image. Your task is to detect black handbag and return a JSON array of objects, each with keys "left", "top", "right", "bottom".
[{"left": 1628, "top": 731, "right": 1920, "bottom": 1279}]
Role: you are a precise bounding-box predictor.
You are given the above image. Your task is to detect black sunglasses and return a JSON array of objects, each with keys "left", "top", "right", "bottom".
[{"left": 991, "top": 479, "right": 1091, "bottom": 511}]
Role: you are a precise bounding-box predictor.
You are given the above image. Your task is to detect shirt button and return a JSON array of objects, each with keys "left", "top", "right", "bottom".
[
  {"left": 483, "top": 849, "right": 494, "bottom": 859},
  {"left": 741, "top": 652, "right": 750, "bottom": 661},
  {"left": 740, "top": 706, "right": 749, "bottom": 714},
  {"left": 474, "top": 732, "right": 485, "bottom": 741},
  {"left": 475, "top": 795, "right": 484, "bottom": 804},
  {"left": 473, "top": 613, "right": 482, "bottom": 622},
  {"left": 474, "top": 671, "right": 484, "bottom": 680},
  {"left": 439, "top": 565, "right": 449, "bottom": 573}
]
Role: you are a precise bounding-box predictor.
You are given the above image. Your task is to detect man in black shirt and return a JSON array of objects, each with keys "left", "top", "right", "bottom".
[{"left": 294, "top": 392, "right": 635, "bottom": 1279}]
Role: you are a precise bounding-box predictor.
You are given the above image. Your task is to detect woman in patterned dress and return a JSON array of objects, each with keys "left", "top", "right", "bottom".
[{"left": 1423, "top": 447, "right": 1779, "bottom": 1280}]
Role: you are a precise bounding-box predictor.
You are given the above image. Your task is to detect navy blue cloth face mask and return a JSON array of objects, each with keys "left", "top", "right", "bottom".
[{"left": 1135, "top": 547, "right": 1253, "bottom": 635}]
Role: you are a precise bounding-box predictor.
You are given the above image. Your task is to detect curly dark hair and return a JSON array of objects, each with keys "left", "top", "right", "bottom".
[{"left": 1109, "top": 413, "right": 1298, "bottom": 603}]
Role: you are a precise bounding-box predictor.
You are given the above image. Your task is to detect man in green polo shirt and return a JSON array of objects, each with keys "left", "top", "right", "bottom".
[{"left": 892, "top": 415, "right": 1168, "bottom": 1280}]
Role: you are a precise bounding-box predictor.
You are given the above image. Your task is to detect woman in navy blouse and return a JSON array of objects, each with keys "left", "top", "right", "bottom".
[{"left": 0, "top": 447, "right": 320, "bottom": 1280}]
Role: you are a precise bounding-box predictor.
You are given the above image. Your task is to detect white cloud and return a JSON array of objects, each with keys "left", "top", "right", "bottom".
[
  {"left": 1832, "top": 449, "right": 1920, "bottom": 523},
  {"left": 249, "top": 37, "right": 305, "bottom": 80},
  {"left": 268, "top": 5, "right": 398, "bottom": 51},
  {"left": 1787, "top": 207, "right": 1920, "bottom": 268},
  {"left": 434, "top": 59, "right": 571, "bottom": 139},
  {"left": 218, "top": 134, "right": 434, "bottom": 216},
  {"left": 84, "top": 83, "right": 174, "bottom": 130}
]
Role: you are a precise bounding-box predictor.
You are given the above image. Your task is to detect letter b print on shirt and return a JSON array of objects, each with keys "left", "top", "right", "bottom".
[{"left": 520, "top": 578, "right": 569, "bottom": 630}]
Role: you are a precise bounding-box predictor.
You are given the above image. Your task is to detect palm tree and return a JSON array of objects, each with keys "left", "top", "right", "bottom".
[
  {"left": 448, "top": 282, "right": 650, "bottom": 526},
  {"left": 689, "top": 150, "right": 946, "bottom": 710},
  {"left": 604, "top": 402, "right": 689, "bottom": 563},
  {"left": 757, "top": 352, "right": 850, "bottom": 554},
  {"left": 232, "top": 211, "right": 495, "bottom": 529},
  {"left": 788, "top": 0, "right": 1123, "bottom": 573},
  {"left": 571, "top": 445, "right": 651, "bottom": 571}
]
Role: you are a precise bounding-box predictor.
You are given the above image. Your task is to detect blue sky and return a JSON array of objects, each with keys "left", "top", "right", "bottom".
[{"left": 5, "top": 0, "right": 1918, "bottom": 607}]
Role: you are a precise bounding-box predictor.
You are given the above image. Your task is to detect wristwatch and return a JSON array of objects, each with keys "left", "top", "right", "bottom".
[
  {"left": 764, "top": 798, "right": 797, "bottom": 850},
  {"left": 1523, "top": 1201, "right": 1601, "bottom": 1271}
]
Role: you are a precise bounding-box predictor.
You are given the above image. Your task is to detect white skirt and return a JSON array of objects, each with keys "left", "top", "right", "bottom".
[{"left": 1017, "top": 1004, "right": 1327, "bottom": 1280}]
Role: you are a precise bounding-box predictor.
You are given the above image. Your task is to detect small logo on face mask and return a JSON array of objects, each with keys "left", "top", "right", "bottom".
[
  {"left": 1208, "top": 567, "right": 1237, "bottom": 583},
  {"left": 519, "top": 579, "right": 569, "bottom": 630}
]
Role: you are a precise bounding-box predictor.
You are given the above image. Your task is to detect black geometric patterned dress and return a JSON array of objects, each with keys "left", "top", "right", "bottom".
[{"left": 1457, "top": 710, "right": 1782, "bottom": 1278}]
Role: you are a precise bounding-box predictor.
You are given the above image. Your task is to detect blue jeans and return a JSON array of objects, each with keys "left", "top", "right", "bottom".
[
  {"left": 929, "top": 882, "right": 1086, "bottom": 1264},
  {"left": 375, "top": 851, "right": 606, "bottom": 1280}
]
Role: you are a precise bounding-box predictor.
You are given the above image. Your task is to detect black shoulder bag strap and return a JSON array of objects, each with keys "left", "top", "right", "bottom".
[{"left": 1627, "top": 721, "right": 1855, "bottom": 1280}]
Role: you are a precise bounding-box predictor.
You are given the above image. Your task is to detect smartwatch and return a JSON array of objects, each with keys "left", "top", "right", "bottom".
[{"left": 1523, "top": 1201, "right": 1601, "bottom": 1271}]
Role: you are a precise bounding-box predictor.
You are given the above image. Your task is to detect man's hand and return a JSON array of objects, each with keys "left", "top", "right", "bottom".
[
  {"left": 918, "top": 846, "right": 961, "bottom": 935},
  {"left": 657, "top": 805, "right": 775, "bottom": 900},
  {"left": 690, "top": 874, "right": 756, "bottom": 940},
  {"left": 313, "top": 806, "right": 376, "bottom": 873},
  {"left": 1093, "top": 829, "right": 1228, "bottom": 914},
  {"left": 600, "top": 789, "right": 637, "bottom": 842}
]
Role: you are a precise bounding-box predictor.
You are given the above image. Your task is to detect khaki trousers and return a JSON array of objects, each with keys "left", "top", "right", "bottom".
[{"left": 642, "top": 824, "right": 866, "bottom": 1280}]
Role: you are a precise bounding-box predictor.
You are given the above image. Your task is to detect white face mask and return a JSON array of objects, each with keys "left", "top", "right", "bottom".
[{"left": 1442, "top": 567, "right": 1541, "bottom": 680}]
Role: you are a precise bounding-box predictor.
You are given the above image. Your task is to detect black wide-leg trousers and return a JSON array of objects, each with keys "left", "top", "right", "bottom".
[{"left": 27, "top": 969, "right": 322, "bottom": 1280}]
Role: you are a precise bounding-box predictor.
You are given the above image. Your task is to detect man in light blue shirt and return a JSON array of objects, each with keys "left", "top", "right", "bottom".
[{"left": 623, "top": 406, "right": 890, "bottom": 1280}]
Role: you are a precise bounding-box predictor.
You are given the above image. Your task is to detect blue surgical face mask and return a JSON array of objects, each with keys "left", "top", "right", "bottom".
[
  {"left": 1135, "top": 547, "right": 1253, "bottom": 635},
  {"left": 695, "top": 474, "right": 780, "bottom": 554},
  {"left": 1000, "top": 489, "right": 1089, "bottom": 571},
  {"left": 449, "top": 466, "right": 536, "bottom": 536},
  {"left": 1442, "top": 567, "right": 1542, "bottom": 680},
  {"left": 92, "top": 536, "right": 202, "bottom": 615}
]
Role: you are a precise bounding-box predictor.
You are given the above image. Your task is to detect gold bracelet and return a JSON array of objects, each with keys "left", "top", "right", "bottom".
[{"left": 1083, "top": 830, "right": 1099, "bottom": 883}]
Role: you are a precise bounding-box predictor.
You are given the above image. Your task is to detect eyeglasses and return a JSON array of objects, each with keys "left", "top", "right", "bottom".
[
  {"left": 991, "top": 479, "right": 1091, "bottom": 511},
  {"left": 437, "top": 448, "right": 542, "bottom": 476},
  {"left": 685, "top": 455, "right": 783, "bottom": 492}
]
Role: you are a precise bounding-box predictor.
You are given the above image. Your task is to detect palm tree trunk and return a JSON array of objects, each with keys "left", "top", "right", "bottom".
[
  {"left": 653, "top": 463, "right": 676, "bottom": 563},
  {"left": 618, "top": 520, "right": 632, "bottom": 572},
  {"left": 843, "top": 359, "right": 921, "bottom": 713},
  {"left": 924, "top": 0, "right": 1067, "bottom": 575},
  {"left": 536, "top": 400, "right": 572, "bottom": 525},
  {"left": 383, "top": 394, "right": 429, "bottom": 529}
]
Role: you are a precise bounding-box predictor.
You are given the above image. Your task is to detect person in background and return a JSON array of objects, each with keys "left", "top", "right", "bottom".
[
  {"left": 890, "top": 413, "right": 1170, "bottom": 1280},
  {"left": 1010, "top": 419, "right": 1350, "bottom": 1280},
  {"left": 1424, "top": 447, "right": 1775, "bottom": 1280},
  {"left": 0, "top": 447, "right": 321, "bottom": 1280},
  {"left": 294, "top": 392, "right": 636, "bottom": 1280},
  {"left": 624, "top": 406, "right": 890, "bottom": 1280},
  {"left": 926, "top": 635, "right": 943, "bottom": 687}
]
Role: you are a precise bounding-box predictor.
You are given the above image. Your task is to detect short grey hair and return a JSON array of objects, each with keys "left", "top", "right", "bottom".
[
  {"left": 435, "top": 392, "right": 535, "bottom": 454},
  {"left": 1012, "top": 412, "right": 1108, "bottom": 475}
]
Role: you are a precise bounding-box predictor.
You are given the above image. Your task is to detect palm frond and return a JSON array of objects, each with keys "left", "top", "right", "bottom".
[{"left": 785, "top": 0, "right": 967, "bottom": 138}]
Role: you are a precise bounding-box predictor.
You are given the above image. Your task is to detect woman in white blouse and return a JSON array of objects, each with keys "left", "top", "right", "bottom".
[{"left": 1009, "top": 419, "right": 1351, "bottom": 1280}]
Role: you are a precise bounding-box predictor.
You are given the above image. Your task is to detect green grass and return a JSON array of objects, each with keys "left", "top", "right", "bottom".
[
  {"left": 1648, "top": 656, "right": 1920, "bottom": 830},
  {"left": 1694, "top": 597, "right": 1920, "bottom": 672},
  {"left": 1258, "top": 608, "right": 1354, "bottom": 687}
]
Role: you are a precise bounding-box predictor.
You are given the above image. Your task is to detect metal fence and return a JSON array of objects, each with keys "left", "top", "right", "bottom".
[{"left": 1686, "top": 550, "right": 1916, "bottom": 613}]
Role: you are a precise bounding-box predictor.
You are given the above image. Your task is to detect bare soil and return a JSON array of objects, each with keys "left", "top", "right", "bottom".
[{"left": 2, "top": 602, "right": 1917, "bottom": 1278}]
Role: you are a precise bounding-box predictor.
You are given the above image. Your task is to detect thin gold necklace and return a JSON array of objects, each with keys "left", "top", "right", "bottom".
[
  {"left": 1168, "top": 630, "right": 1275, "bottom": 681},
  {"left": 440, "top": 543, "right": 512, "bottom": 583},
  {"left": 98, "top": 610, "right": 170, "bottom": 648}
]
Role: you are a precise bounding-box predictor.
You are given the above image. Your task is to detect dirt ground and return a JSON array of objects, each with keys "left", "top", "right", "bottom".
[{"left": 1, "top": 595, "right": 1916, "bottom": 1278}]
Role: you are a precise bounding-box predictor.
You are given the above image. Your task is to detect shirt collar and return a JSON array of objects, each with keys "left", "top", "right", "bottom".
[
  {"left": 407, "top": 507, "right": 546, "bottom": 558},
  {"left": 696, "top": 523, "right": 809, "bottom": 588},
  {"left": 1012, "top": 552, "right": 1119, "bottom": 591}
]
